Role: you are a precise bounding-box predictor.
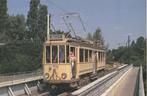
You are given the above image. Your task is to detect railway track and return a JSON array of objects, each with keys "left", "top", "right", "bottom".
[
  {"left": 17, "top": 64, "right": 130, "bottom": 96},
  {"left": 57, "top": 64, "right": 131, "bottom": 96}
]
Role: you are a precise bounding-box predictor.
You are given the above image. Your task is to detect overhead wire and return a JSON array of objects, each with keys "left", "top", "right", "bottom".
[
  {"left": 46, "top": 0, "right": 67, "bottom": 13},
  {"left": 45, "top": 0, "right": 87, "bottom": 38},
  {"left": 78, "top": 15, "right": 87, "bottom": 33}
]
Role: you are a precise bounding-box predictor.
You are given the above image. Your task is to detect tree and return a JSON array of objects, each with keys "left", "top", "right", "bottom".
[
  {"left": 38, "top": 5, "right": 48, "bottom": 42},
  {"left": 27, "top": 0, "right": 40, "bottom": 40},
  {"left": 0, "top": 0, "right": 7, "bottom": 41},
  {"left": 106, "top": 49, "right": 114, "bottom": 64},
  {"left": 87, "top": 32, "right": 93, "bottom": 40},
  {"left": 6, "top": 15, "right": 26, "bottom": 41},
  {"left": 93, "top": 27, "right": 105, "bottom": 47}
]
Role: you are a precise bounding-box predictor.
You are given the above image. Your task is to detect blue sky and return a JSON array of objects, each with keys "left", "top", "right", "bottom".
[{"left": 7, "top": 0, "right": 146, "bottom": 49}]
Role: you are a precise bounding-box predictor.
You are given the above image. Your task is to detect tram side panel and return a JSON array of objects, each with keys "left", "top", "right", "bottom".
[{"left": 97, "top": 51, "right": 105, "bottom": 70}]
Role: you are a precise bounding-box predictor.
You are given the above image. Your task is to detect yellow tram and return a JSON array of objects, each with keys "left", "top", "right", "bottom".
[{"left": 42, "top": 33, "right": 106, "bottom": 85}]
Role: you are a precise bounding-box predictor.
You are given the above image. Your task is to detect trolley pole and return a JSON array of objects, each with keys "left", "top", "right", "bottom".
[
  {"left": 127, "top": 35, "right": 130, "bottom": 64},
  {"left": 47, "top": 14, "right": 51, "bottom": 41}
]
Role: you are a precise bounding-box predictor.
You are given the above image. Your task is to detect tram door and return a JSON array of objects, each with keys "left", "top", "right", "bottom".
[{"left": 70, "top": 47, "right": 76, "bottom": 78}]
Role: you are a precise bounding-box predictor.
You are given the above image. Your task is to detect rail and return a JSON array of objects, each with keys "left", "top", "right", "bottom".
[{"left": 72, "top": 64, "right": 132, "bottom": 96}]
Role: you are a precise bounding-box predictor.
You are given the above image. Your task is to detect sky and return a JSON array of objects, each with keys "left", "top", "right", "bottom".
[{"left": 7, "top": 0, "right": 146, "bottom": 49}]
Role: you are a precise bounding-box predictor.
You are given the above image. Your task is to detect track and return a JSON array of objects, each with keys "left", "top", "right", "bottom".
[
  {"left": 71, "top": 64, "right": 132, "bottom": 96},
  {"left": 39, "top": 64, "right": 129, "bottom": 96},
  {"left": 57, "top": 64, "right": 131, "bottom": 96},
  {"left": 18, "top": 64, "right": 129, "bottom": 96}
]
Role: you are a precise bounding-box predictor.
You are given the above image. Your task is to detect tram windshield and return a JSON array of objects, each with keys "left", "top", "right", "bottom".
[{"left": 46, "top": 45, "right": 70, "bottom": 64}]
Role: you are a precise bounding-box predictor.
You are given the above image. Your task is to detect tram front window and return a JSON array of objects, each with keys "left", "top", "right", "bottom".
[
  {"left": 52, "top": 46, "right": 58, "bottom": 63},
  {"left": 46, "top": 46, "right": 50, "bottom": 63},
  {"left": 59, "top": 45, "right": 65, "bottom": 63},
  {"left": 46, "top": 45, "right": 67, "bottom": 63},
  {"left": 66, "top": 46, "right": 69, "bottom": 63}
]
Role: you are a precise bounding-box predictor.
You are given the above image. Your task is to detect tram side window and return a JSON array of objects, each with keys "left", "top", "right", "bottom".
[
  {"left": 80, "top": 48, "right": 84, "bottom": 62},
  {"left": 46, "top": 46, "right": 50, "bottom": 63},
  {"left": 66, "top": 45, "right": 69, "bottom": 63},
  {"left": 85, "top": 49, "right": 88, "bottom": 62},
  {"left": 59, "top": 45, "right": 65, "bottom": 63},
  {"left": 102, "top": 52, "right": 104, "bottom": 61},
  {"left": 102, "top": 52, "right": 105, "bottom": 61},
  {"left": 89, "top": 50, "right": 92, "bottom": 62},
  {"left": 101, "top": 52, "right": 103, "bottom": 61},
  {"left": 52, "top": 46, "right": 58, "bottom": 63},
  {"left": 103, "top": 53, "right": 105, "bottom": 61},
  {"left": 70, "top": 47, "right": 75, "bottom": 55},
  {"left": 98, "top": 52, "right": 101, "bottom": 62}
]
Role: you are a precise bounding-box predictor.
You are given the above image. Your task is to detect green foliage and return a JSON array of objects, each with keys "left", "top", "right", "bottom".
[
  {"left": 0, "top": 0, "right": 49, "bottom": 74},
  {"left": 0, "top": 0, "right": 7, "bottom": 41},
  {"left": 0, "top": 41, "right": 42, "bottom": 73},
  {"left": 27, "top": 0, "right": 48, "bottom": 42},
  {"left": 6, "top": 15, "right": 26, "bottom": 41},
  {"left": 106, "top": 49, "right": 113, "bottom": 64},
  {"left": 86, "top": 27, "right": 105, "bottom": 48},
  {"left": 38, "top": 5, "right": 48, "bottom": 42},
  {"left": 107, "top": 36, "right": 146, "bottom": 66},
  {"left": 87, "top": 32, "right": 93, "bottom": 40},
  {"left": 27, "top": 0, "right": 40, "bottom": 40},
  {"left": 93, "top": 28, "right": 104, "bottom": 46}
]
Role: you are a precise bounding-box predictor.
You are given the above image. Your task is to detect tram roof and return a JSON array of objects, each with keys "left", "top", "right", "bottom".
[{"left": 45, "top": 34, "right": 105, "bottom": 51}]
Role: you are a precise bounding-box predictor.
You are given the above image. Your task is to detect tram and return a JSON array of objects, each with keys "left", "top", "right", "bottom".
[{"left": 42, "top": 33, "right": 106, "bottom": 85}]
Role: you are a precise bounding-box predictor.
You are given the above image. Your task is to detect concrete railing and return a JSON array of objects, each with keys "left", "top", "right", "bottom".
[
  {"left": 72, "top": 64, "right": 132, "bottom": 96},
  {"left": 0, "top": 70, "right": 43, "bottom": 88},
  {"left": 139, "top": 66, "right": 145, "bottom": 96}
]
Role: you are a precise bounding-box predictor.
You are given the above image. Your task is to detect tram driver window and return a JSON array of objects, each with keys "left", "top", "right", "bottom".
[
  {"left": 85, "top": 49, "right": 88, "bottom": 62},
  {"left": 59, "top": 45, "right": 65, "bottom": 63},
  {"left": 80, "top": 48, "right": 84, "bottom": 62},
  {"left": 70, "top": 47, "right": 75, "bottom": 55},
  {"left": 89, "top": 50, "right": 92, "bottom": 62},
  {"left": 66, "top": 46, "right": 69, "bottom": 63},
  {"left": 52, "top": 45, "right": 58, "bottom": 63},
  {"left": 98, "top": 52, "right": 101, "bottom": 62},
  {"left": 46, "top": 46, "right": 50, "bottom": 63}
]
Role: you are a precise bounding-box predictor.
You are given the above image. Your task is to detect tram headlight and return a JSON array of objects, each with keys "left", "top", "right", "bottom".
[
  {"left": 61, "top": 73, "right": 67, "bottom": 79},
  {"left": 44, "top": 73, "right": 50, "bottom": 79}
]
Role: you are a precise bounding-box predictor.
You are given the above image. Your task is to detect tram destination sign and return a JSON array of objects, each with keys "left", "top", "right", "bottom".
[{"left": 50, "top": 34, "right": 63, "bottom": 40}]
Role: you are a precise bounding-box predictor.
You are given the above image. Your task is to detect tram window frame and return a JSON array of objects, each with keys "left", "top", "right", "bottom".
[
  {"left": 101, "top": 52, "right": 103, "bottom": 61},
  {"left": 66, "top": 45, "right": 69, "bottom": 63},
  {"left": 46, "top": 46, "right": 50, "bottom": 63},
  {"left": 85, "top": 49, "right": 88, "bottom": 62},
  {"left": 102, "top": 52, "right": 103, "bottom": 61},
  {"left": 103, "top": 52, "right": 105, "bottom": 61},
  {"left": 98, "top": 52, "right": 101, "bottom": 62},
  {"left": 70, "top": 47, "right": 75, "bottom": 55},
  {"left": 80, "top": 48, "right": 84, "bottom": 62},
  {"left": 59, "top": 45, "right": 65, "bottom": 63},
  {"left": 102, "top": 52, "right": 105, "bottom": 61},
  {"left": 89, "top": 50, "right": 92, "bottom": 62},
  {"left": 52, "top": 45, "right": 58, "bottom": 63}
]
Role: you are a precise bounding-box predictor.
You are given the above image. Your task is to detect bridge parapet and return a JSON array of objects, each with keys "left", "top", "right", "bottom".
[
  {"left": 0, "top": 70, "right": 43, "bottom": 88},
  {"left": 139, "top": 66, "right": 145, "bottom": 96},
  {"left": 72, "top": 64, "right": 132, "bottom": 96}
]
